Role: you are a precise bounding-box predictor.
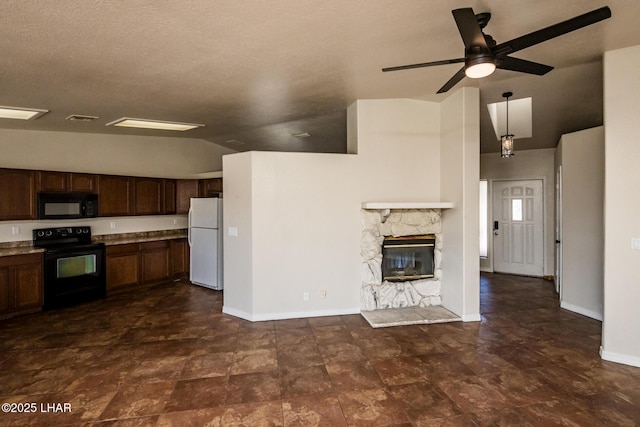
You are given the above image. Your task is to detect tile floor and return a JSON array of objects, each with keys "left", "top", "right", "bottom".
[{"left": 0, "top": 273, "right": 639, "bottom": 426}]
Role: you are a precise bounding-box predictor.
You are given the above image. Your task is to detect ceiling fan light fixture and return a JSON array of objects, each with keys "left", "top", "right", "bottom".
[{"left": 464, "top": 53, "right": 496, "bottom": 78}]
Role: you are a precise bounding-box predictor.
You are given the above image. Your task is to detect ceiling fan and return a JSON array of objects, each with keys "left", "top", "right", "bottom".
[{"left": 382, "top": 6, "right": 611, "bottom": 93}]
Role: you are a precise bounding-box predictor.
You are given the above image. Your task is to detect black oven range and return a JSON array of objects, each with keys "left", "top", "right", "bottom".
[{"left": 33, "top": 226, "right": 106, "bottom": 310}]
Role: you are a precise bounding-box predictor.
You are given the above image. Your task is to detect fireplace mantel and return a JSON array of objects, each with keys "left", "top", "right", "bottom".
[{"left": 361, "top": 202, "right": 454, "bottom": 210}]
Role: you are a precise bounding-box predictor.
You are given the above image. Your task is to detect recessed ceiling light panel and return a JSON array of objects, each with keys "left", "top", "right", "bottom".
[
  {"left": 105, "top": 117, "right": 205, "bottom": 131},
  {"left": 0, "top": 106, "right": 49, "bottom": 120}
]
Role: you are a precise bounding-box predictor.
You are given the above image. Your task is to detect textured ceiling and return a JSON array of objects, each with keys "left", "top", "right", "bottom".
[{"left": 0, "top": 1, "right": 639, "bottom": 154}]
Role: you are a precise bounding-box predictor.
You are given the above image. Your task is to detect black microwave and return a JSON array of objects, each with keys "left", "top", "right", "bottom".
[{"left": 37, "top": 192, "right": 99, "bottom": 219}]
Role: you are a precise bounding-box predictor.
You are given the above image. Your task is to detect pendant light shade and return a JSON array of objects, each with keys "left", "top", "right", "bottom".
[{"left": 500, "top": 92, "right": 515, "bottom": 158}]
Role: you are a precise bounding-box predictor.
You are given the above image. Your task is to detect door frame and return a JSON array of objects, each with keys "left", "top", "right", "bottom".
[{"left": 488, "top": 178, "right": 546, "bottom": 276}]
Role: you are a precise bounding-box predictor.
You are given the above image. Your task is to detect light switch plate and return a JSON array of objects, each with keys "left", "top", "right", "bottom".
[{"left": 228, "top": 227, "right": 238, "bottom": 237}]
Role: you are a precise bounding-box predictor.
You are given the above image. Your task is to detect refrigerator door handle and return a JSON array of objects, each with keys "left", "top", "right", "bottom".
[{"left": 188, "top": 207, "right": 193, "bottom": 247}]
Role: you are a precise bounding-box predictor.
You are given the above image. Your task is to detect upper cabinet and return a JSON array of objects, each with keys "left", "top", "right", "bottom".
[
  {"left": 176, "top": 180, "right": 199, "bottom": 214},
  {"left": 164, "top": 179, "right": 177, "bottom": 214},
  {"left": 98, "top": 175, "right": 135, "bottom": 216},
  {"left": 134, "top": 177, "right": 163, "bottom": 215},
  {"left": 37, "top": 171, "right": 98, "bottom": 193},
  {"left": 0, "top": 168, "right": 221, "bottom": 220},
  {"left": 0, "top": 169, "right": 36, "bottom": 220},
  {"left": 199, "top": 178, "right": 223, "bottom": 198}
]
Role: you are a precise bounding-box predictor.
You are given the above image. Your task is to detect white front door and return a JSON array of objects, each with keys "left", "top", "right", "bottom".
[{"left": 492, "top": 179, "right": 544, "bottom": 276}]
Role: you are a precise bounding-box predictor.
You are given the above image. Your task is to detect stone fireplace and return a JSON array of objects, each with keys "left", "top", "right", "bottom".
[{"left": 361, "top": 207, "right": 444, "bottom": 311}]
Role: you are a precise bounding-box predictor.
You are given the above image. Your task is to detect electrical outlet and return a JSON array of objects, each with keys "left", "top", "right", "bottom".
[
  {"left": 110, "top": 222, "right": 116, "bottom": 230},
  {"left": 303, "top": 292, "right": 309, "bottom": 301},
  {"left": 11, "top": 226, "right": 20, "bottom": 235},
  {"left": 321, "top": 290, "right": 327, "bottom": 299},
  {"left": 632, "top": 237, "right": 640, "bottom": 250},
  {"left": 228, "top": 227, "right": 238, "bottom": 237}
]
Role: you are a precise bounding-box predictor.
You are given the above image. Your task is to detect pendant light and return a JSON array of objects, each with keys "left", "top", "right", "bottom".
[{"left": 501, "top": 92, "right": 515, "bottom": 158}]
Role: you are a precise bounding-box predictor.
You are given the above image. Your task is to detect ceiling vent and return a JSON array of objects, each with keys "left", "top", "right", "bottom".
[{"left": 65, "top": 114, "right": 99, "bottom": 122}]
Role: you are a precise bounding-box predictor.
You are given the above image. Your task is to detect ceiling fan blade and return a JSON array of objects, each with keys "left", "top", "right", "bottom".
[
  {"left": 382, "top": 58, "right": 464, "bottom": 72},
  {"left": 452, "top": 8, "right": 488, "bottom": 49},
  {"left": 494, "top": 6, "right": 611, "bottom": 57},
  {"left": 497, "top": 56, "right": 554, "bottom": 75},
  {"left": 436, "top": 67, "right": 466, "bottom": 94}
]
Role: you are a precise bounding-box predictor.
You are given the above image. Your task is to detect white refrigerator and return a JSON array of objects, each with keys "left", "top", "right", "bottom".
[{"left": 188, "top": 197, "right": 223, "bottom": 290}]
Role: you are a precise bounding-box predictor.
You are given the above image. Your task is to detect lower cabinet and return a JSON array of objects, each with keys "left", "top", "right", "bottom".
[
  {"left": 106, "top": 244, "right": 141, "bottom": 292},
  {"left": 171, "top": 238, "right": 190, "bottom": 278},
  {"left": 0, "top": 253, "right": 43, "bottom": 318},
  {"left": 141, "top": 241, "right": 171, "bottom": 283},
  {"left": 106, "top": 239, "right": 182, "bottom": 293}
]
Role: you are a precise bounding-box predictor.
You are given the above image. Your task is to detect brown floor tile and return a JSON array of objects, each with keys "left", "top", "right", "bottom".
[
  {"left": 369, "top": 355, "right": 431, "bottom": 386},
  {"left": 219, "top": 401, "right": 284, "bottom": 426},
  {"left": 388, "top": 381, "right": 464, "bottom": 424},
  {"left": 180, "top": 351, "right": 234, "bottom": 379},
  {"left": 277, "top": 342, "right": 324, "bottom": 370},
  {"left": 157, "top": 407, "right": 224, "bottom": 426},
  {"left": 164, "top": 376, "right": 228, "bottom": 412},
  {"left": 338, "top": 387, "right": 411, "bottom": 426},
  {"left": 225, "top": 370, "right": 281, "bottom": 405},
  {"left": 230, "top": 348, "right": 278, "bottom": 375},
  {"left": 279, "top": 365, "right": 334, "bottom": 398},
  {"left": 1, "top": 274, "right": 639, "bottom": 426},
  {"left": 283, "top": 393, "right": 347, "bottom": 426},
  {"left": 325, "top": 360, "right": 385, "bottom": 391},
  {"left": 99, "top": 380, "right": 176, "bottom": 420},
  {"left": 317, "top": 341, "right": 366, "bottom": 363}
]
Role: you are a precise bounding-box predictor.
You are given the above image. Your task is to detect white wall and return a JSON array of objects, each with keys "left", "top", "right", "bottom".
[
  {"left": 601, "top": 44, "right": 640, "bottom": 367},
  {"left": 223, "top": 93, "right": 481, "bottom": 321},
  {"left": 556, "top": 127, "right": 604, "bottom": 320},
  {"left": 440, "top": 88, "right": 480, "bottom": 321},
  {"left": 480, "top": 148, "right": 556, "bottom": 276},
  {"left": 0, "top": 128, "right": 235, "bottom": 178}
]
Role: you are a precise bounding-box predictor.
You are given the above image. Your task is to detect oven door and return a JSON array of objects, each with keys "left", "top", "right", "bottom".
[{"left": 43, "top": 244, "right": 106, "bottom": 309}]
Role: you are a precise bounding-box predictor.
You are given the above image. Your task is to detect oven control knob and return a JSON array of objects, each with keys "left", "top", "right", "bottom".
[
  {"left": 37, "top": 230, "right": 45, "bottom": 237},
  {"left": 45, "top": 230, "right": 53, "bottom": 237}
]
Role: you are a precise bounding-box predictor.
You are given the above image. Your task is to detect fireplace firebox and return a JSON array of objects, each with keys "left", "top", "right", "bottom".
[{"left": 382, "top": 235, "right": 435, "bottom": 282}]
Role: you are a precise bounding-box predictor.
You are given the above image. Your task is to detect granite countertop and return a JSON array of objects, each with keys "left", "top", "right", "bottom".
[
  {"left": 0, "top": 242, "right": 45, "bottom": 257},
  {"left": 0, "top": 229, "right": 188, "bottom": 257},
  {"left": 93, "top": 229, "right": 188, "bottom": 246}
]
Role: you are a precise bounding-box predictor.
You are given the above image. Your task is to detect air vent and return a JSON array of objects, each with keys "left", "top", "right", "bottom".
[
  {"left": 292, "top": 132, "right": 311, "bottom": 138},
  {"left": 65, "top": 114, "right": 99, "bottom": 122}
]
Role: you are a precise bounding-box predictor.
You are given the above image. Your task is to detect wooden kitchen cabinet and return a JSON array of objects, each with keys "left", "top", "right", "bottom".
[
  {"left": 69, "top": 173, "right": 97, "bottom": 192},
  {"left": 98, "top": 175, "right": 135, "bottom": 216},
  {"left": 141, "top": 241, "right": 171, "bottom": 283},
  {"left": 135, "top": 177, "right": 163, "bottom": 215},
  {"left": 0, "top": 253, "right": 43, "bottom": 318},
  {"left": 199, "top": 178, "right": 223, "bottom": 197},
  {"left": 164, "top": 179, "right": 176, "bottom": 214},
  {"left": 176, "top": 179, "right": 199, "bottom": 214},
  {"left": 37, "top": 171, "right": 98, "bottom": 193},
  {"left": 37, "top": 170, "right": 69, "bottom": 192},
  {"left": 171, "top": 238, "right": 190, "bottom": 277},
  {"left": 0, "top": 169, "right": 36, "bottom": 220},
  {"left": 106, "top": 244, "right": 141, "bottom": 292}
]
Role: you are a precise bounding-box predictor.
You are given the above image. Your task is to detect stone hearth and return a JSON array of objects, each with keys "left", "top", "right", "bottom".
[{"left": 360, "top": 203, "right": 461, "bottom": 327}]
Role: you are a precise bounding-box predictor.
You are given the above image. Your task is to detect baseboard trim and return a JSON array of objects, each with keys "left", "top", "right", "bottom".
[
  {"left": 479, "top": 267, "right": 493, "bottom": 273},
  {"left": 462, "top": 313, "right": 482, "bottom": 322},
  {"left": 600, "top": 346, "right": 640, "bottom": 368},
  {"left": 222, "top": 305, "right": 361, "bottom": 322},
  {"left": 560, "top": 301, "right": 603, "bottom": 321}
]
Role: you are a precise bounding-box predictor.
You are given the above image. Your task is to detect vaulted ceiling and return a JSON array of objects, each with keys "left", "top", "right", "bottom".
[{"left": 1, "top": 1, "right": 639, "bottom": 154}]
